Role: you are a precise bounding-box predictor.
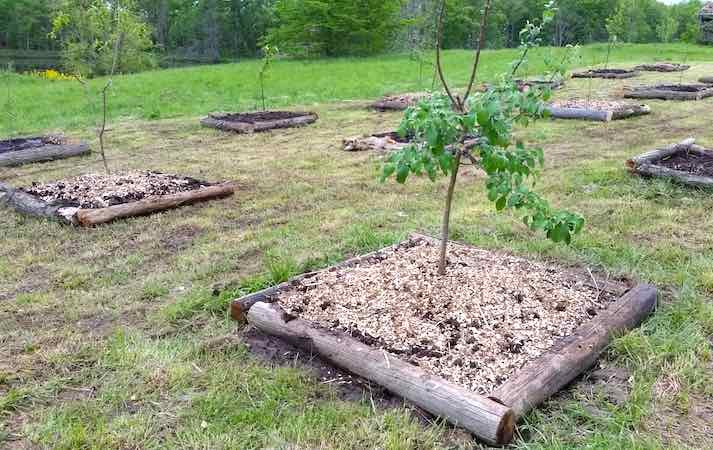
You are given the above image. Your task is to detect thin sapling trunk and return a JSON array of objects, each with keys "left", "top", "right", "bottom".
[{"left": 438, "top": 150, "right": 462, "bottom": 275}]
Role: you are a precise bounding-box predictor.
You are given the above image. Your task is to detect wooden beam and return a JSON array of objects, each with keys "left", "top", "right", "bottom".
[
  {"left": 490, "top": 284, "right": 657, "bottom": 418},
  {"left": 247, "top": 301, "right": 516, "bottom": 446}
]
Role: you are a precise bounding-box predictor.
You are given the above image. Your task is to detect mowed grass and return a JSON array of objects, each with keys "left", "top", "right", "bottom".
[
  {"left": 1, "top": 49, "right": 713, "bottom": 448},
  {"left": 3, "top": 43, "right": 713, "bottom": 136}
]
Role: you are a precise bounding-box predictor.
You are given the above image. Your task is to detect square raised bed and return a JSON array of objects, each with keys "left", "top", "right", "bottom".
[
  {"left": 0, "top": 135, "right": 90, "bottom": 167},
  {"left": 546, "top": 100, "right": 651, "bottom": 122},
  {"left": 200, "top": 111, "right": 318, "bottom": 133},
  {"left": 633, "top": 63, "right": 690, "bottom": 73},
  {"left": 623, "top": 84, "right": 713, "bottom": 101},
  {"left": 231, "top": 234, "right": 656, "bottom": 445},
  {"left": 627, "top": 138, "right": 713, "bottom": 188},
  {"left": 0, "top": 171, "right": 234, "bottom": 226},
  {"left": 572, "top": 69, "right": 639, "bottom": 79},
  {"left": 369, "top": 93, "right": 430, "bottom": 112}
]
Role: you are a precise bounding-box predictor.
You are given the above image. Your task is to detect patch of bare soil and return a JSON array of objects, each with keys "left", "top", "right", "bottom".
[
  {"left": 658, "top": 151, "right": 713, "bottom": 177},
  {"left": 278, "top": 238, "right": 622, "bottom": 394},
  {"left": 216, "top": 111, "right": 309, "bottom": 123},
  {"left": 23, "top": 171, "right": 213, "bottom": 209},
  {"left": 0, "top": 135, "right": 65, "bottom": 155}
]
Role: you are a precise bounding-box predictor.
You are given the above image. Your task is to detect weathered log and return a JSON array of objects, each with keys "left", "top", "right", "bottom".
[
  {"left": 633, "top": 63, "right": 690, "bottom": 72},
  {"left": 632, "top": 164, "right": 713, "bottom": 188},
  {"left": 0, "top": 143, "right": 90, "bottom": 167},
  {"left": 626, "top": 138, "right": 695, "bottom": 170},
  {"left": 490, "top": 284, "right": 657, "bottom": 419},
  {"left": 623, "top": 85, "right": 713, "bottom": 101},
  {"left": 75, "top": 182, "right": 235, "bottom": 226},
  {"left": 0, "top": 182, "right": 77, "bottom": 224},
  {"left": 611, "top": 104, "right": 651, "bottom": 120},
  {"left": 370, "top": 93, "right": 428, "bottom": 111},
  {"left": 247, "top": 301, "right": 516, "bottom": 446},
  {"left": 343, "top": 134, "right": 408, "bottom": 152},
  {"left": 572, "top": 70, "right": 639, "bottom": 79},
  {"left": 201, "top": 112, "right": 318, "bottom": 133},
  {"left": 546, "top": 106, "right": 613, "bottom": 122}
]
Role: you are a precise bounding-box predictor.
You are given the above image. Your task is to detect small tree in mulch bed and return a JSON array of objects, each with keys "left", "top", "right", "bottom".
[
  {"left": 258, "top": 44, "right": 278, "bottom": 111},
  {"left": 381, "top": 0, "right": 584, "bottom": 275}
]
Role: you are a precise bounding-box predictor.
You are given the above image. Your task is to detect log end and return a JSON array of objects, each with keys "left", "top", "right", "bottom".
[
  {"left": 495, "top": 409, "right": 516, "bottom": 446},
  {"left": 230, "top": 299, "right": 248, "bottom": 323}
]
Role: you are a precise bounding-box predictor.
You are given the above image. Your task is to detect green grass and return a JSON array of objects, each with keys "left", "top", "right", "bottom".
[
  {"left": 3, "top": 43, "right": 713, "bottom": 135},
  {"left": 1, "top": 44, "right": 713, "bottom": 448}
]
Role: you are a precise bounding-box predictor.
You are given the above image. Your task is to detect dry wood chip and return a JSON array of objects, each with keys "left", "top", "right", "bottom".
[
  {"left": 23, "top": 171, "right": 212, "bottom": 209},
  {"left": 551, "top": 99, "right": 633, "bottom": 112},
  {"left": 278, "top": 238, "right": 621, "bottom": 394}
]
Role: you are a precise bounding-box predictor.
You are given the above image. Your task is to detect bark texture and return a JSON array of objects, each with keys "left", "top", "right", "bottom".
[{"left": 0, "top": 143, "right": 90, "bottom": 167}]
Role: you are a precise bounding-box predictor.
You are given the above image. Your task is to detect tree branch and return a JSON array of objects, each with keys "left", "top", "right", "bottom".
[
  {"left": 435, "top": 0, "right": 460, "bottom": 110},
  {"left": 462, "top": 0, "right": 493, "bottom": 105}
]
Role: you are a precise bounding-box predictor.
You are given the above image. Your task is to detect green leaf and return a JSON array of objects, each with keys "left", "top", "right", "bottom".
[{"left": 396, "top": 164, "right": 409, "bottom": 184}]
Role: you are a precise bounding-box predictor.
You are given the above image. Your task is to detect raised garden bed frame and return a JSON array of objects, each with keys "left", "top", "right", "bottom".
[
  {"left": 200, "top": 111, "right": 318, "bottom": 133},
  {"left": 369, "top": 93, "right": 429, "bottom": 112},
  {"left": 546, "top": 103, "right": 651, "bottom": 122},
  {"left": 230, "top": 234, "right": 657, "bottom": 446},
  {"left": 0, "top": 136, "right": 90, "bottom": 167},
  {"left": 633, "top": 63, "right": 690, "bottom": 73},
  {"left": 0, "top": 181, "right": 235, "bottom": 226},
  {"left": 572, "top": 69, "right": 639, "bottom": 80},
  {"left": 627, "top": 138, "right": 713, "bottom": 188},
  {"left": 623, "top": 84, "right": 713, "bottom": 101}
]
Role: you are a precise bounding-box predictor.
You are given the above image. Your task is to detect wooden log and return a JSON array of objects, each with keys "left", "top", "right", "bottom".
[
  {"left": 633, "top": 63, "right": 690, "bottom": 72},
  {"left": 611, "top": 104, "right": 651, "bottom": 120},
  {"left": 74, "top": 182, "right": 235, "bottom": 226},
  {"left": 343, "top": 135, "right": 407, "bottom": 152},
  {"left": 0, "top": 182, "right": 78, "bottom": 224},
  {"left": 247, "top": 301, "right": 516, "bottom": 446},
  {"left": 623, "top": 85, "right": 713, "bottom": 101},
  {"left": 572, "top": 70, "right": 639, "bottom": 79},
  {"left": 546, "top": 106, "right": 613, "bottom": 122},
  {"left": 700, "top": 77, "right": 713, "bottom": 84},
  {"left": 0, "top": 143, "right": 90, "bottom": 167},
  {"left": 633, "top": 164, "right": 713, "bottom": 188},
  {"left": 626, "top": 138, "right": 695, "bottom": 171},
  {"left": 490, "top": 284, "right": 657, "bottom": 419},
  {"left": 201, "top": 112, "right": 318, "bottom": 133}
]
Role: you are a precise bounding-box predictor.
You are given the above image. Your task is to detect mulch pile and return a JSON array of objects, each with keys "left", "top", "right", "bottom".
[
  {"left": 551, "top": 99, "right": 632, "bottom": 112},
  {"left": 0, "top": 135, "right": 66, "bottom": 155},
  {"left": 658, "top": 151, "right": 713, "bottom": 178},
  {"left": 24, "top": 171, "right": 212, "bottom": 209},
  {"left": 278, "top": 238, "right": 622, "bottom": 394}
]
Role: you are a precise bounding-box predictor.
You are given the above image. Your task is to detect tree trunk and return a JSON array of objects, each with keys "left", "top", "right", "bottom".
[
  {"left": 0, "top": 143, "right": 90, "bottom": 167},
  {"left": 439, "top": 151, "right": 462, "bottom": 275}
]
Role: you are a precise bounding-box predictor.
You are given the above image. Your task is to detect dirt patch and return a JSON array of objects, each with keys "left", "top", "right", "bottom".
[
  {"left": 0, "top": 135, "right": 66, "bottom": 155},
  {"left": 215, "top": 111, "right": 309, "bottom": 124},
  {"left": 658, "top": 151, "right": 713, "bottom": 177},
  {"left": 23, "top": 171, "right": 213, "bottom": 209},
  {"left": 277, "top": 237, "right": 622, "bottom": 395}
]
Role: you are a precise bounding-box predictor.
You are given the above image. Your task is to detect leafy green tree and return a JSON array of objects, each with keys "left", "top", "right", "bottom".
[
  {"left": 382, "top": 0, "right": 583, "bottom": 275},
  {"left": 51, "top": 0, "right": 155, "bottom": 76},
  {"left": 265, "top": 0, "right": 404, "bottom": 56}
]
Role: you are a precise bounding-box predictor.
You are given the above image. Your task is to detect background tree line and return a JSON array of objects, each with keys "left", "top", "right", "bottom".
[{"left": 0, "top": 0, "right": 707, "bottom": 75}]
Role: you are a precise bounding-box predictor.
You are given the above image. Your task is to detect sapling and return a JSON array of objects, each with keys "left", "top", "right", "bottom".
[
  {"left": 258, "top": 44, "right": 278, "bottom": 111},
  {"left": 603, "top": 35, "right": 617, "bottom": 70},
  {"left": 382, "top": 0, "right": 583, "bottom": 276}
]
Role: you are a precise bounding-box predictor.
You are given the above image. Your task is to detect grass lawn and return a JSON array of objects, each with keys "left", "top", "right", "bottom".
[{"left": 1, "top": 46, "right": 713, "bottom": 448}]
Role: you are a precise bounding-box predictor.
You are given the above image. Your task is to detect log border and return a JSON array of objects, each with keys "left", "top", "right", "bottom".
[
  {"left": 546, "top": 104, "right": 651, "bottom": 122},
  {"left": 633, "top": 63, "right": 690, "bottom": 73},
  {"left": 231, "top": 234, "right": 657, "bottom": 444},
  {"left": 623, "top": 84, "right": 713, "bottom": 101},
  {"left": 572, "top": 69, "right": 639, "bottom": 79},
  {"left": 0, "top": 181, "right": 235, "bottom": 226},
  {"left": 369, "top": 93, "right": 430, "bottom": 112},
  {"left": 200, "top": 111, "right": 318, "bottom": 133},
  {"left": 0, "top": 141, "right": 90, "bottom": 167},
  {"left": 700, "top": 77, "right": 713, "bottom": 84},
  {"left": 626, "top": 138, "right": 713, "bottom": 188}
]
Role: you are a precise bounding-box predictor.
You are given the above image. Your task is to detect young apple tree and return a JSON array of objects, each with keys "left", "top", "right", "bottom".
[
  {"left": 382, "top": 0, "right": 584, "bottom": 276},
  {"left": 258, "top": 44, "right": 278, "bottom": 111}
]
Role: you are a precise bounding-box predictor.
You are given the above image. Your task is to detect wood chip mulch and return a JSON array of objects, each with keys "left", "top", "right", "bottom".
[
  {"left": 551, "top": 99, "right": 632, "bottom": 112},
  {"left": 24, "top": 171, "right": 212, "bottom": 209},
  {"left": 278, "top": 238, "right": 623, "bottom": 395}
]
